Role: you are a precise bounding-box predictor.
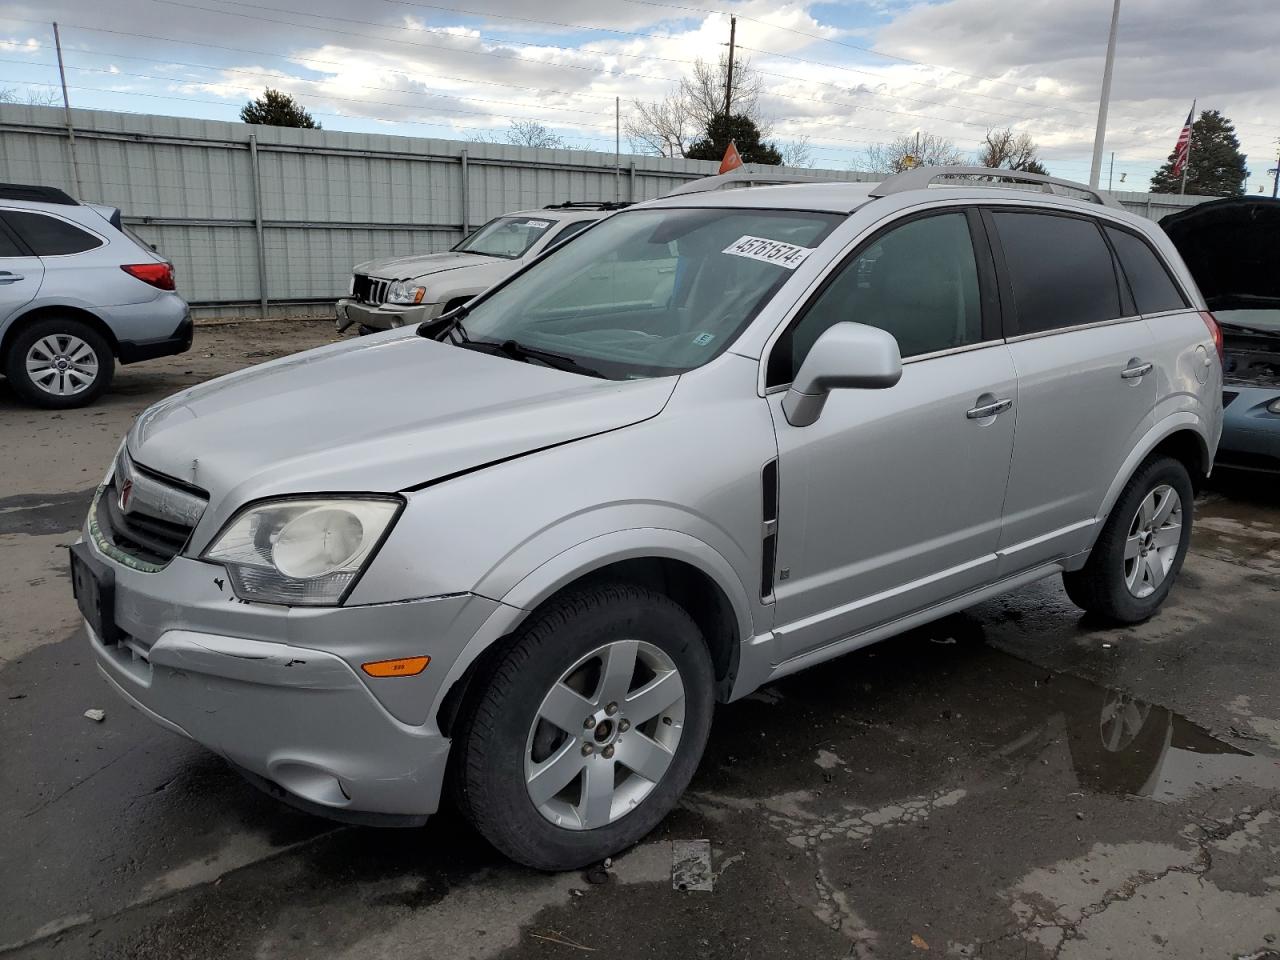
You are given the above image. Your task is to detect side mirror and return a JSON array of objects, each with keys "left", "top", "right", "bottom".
[{"left": 782, "top": 322, "right": 902, "bottom": 427}]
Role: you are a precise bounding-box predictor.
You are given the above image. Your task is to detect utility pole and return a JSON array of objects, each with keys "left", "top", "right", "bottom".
[
  {"left": 1108, "top": 152, "right": 1115, "bottom": 191},
  {"left": 723, "top": 15, "right": 736, "bottom": 117},
  {"left": 1179, "top": 99, "right": 1196, "bottom": 196},
  {"left": 52, "top": 22, "right": 83, "bottom": 200},
  {"left": 615, "top": 96, "right": 620, "bottom": 202},
  {"left": 1088, "top": 0, "right": 1121, "bottom": 189},
  {"left": 1271, "top": 140, "right": 1279, "bottom": 199}
]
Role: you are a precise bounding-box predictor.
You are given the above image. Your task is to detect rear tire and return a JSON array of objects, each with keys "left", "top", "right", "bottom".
[
  {"left": 4, "top": 317, "right": 113, "bottom": 409},
  {"left": 452, "top": 583, "right": 715, "bottom": 870},
  {"left": 1063, "top": 455, "right": 1194, "bottom": 623}
]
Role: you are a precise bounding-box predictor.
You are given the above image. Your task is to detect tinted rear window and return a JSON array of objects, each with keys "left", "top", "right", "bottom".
[
  {"left": 0, "top": 223, "right": 26, "bottom": 257},
  {"left": 992, "top": 211, "right": 1121, "bottom": 334},
  {"left": 3, "top": 211, "right": 103, "bottom": 256},
  {"left": 1105, "top": 227, "right": 1187, "bottom": 315}
]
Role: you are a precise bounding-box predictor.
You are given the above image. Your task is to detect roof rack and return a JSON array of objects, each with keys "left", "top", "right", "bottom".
[
  {"left": 542, "top": 201, "right": 631, "bottom": 211},
  {"left": 869, "top": 166, "right": 1123, "bottom": 209},
  {"left": 662, "top": 168, "right": 865, "bottom": 197},
  {"left": 0, "top": 183, "right": 78, "bottom": 206}
]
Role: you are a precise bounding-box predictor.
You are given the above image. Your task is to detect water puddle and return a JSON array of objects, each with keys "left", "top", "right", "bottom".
[{"left": 1046, "top": 674, "right": 1280, "bottom": 800}]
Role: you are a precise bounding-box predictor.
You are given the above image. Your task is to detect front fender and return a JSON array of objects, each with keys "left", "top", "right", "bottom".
[{"left": 427, "top": 527, "right": 757, "bottom": 722}]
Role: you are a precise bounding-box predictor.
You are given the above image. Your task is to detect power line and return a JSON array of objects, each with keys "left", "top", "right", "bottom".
[{"left": 619, "top": 0, "right": 1088, "bottom": 108}]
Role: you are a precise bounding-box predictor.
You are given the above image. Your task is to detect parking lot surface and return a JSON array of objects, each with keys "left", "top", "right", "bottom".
[{"left": 2, "top": 322, "right": 1278, "bottom": 960}]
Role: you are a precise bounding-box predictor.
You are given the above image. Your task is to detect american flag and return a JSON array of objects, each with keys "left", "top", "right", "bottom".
[{"left": 1172, "top": 105, "right": 1194, "bottom": 177}]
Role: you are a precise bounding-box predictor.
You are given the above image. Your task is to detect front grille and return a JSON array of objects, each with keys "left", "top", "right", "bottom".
[
  {"left": 1222, "top": 390, "right": 1239, "bottom": 408},
  {"left": 352, "top": 273, "right": 389, "bottom": 305},
  {"left": 94, "top": 452, "right": 207, "bottom": 568}
]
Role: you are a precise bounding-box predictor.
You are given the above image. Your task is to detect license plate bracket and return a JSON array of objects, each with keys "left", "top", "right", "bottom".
[{"left": 69, "top": 541, "right": 122, "bottom": 645}]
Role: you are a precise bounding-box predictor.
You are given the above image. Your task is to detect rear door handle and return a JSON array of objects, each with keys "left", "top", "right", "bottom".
[
  {"left": 1121, "top": 361, "right": 1153, "bottom": 380},
  {"left": 0, "top": 272, "right": 24, "bottom": 283},
  {"left": 966, "top": 397, "right": 1013, "bottom": 419}
]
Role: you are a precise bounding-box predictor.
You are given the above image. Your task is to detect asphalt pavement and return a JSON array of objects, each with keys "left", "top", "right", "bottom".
[{"left": 2, "top": 321, "right": 1278, "bottom": 960}]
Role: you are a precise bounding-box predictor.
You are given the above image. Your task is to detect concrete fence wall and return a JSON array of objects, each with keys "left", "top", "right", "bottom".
[{"left": 0, "top": 104, "right": 1211, "bottom": 318}]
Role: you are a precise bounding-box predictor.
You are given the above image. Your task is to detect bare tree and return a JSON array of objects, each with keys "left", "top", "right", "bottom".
[
  {"left": 0, "top": 86, "right": 61, "bottom": 107},
  {"left": 502, "top": 119, "right": 567, "bottom": 149},
  {"left": 627, "top": 54, "right": 765, "bottom": 158},
  {"left": 979, "top": 128, "right": 1048, "bottom": 174},
  {"left": 856, "top": 133, "right": 966, "bottom": 174},
  {"left": 780, "top": 136, "right": 815, "bottom": 169}
]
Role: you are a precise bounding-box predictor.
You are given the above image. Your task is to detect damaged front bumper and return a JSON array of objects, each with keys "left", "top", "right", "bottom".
[
  {"left": 335, "top": 298, "right": 440, "bottom": 333},
  {"left": 1219, "top": 383, "right": 1280, "bottom": 472},
  {"left": 79, "top": 533, "right": 498, "bottom": 822}
]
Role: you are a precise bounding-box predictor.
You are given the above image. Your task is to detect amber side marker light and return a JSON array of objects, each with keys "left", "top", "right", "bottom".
[{"left": 362, "top": 656, "right": 430, "bottom": 678}]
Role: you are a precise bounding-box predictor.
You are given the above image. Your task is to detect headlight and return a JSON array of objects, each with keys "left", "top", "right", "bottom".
[
  {"left": 386, "top": 281, "right": 426, "bottom": 305},
  {"left": 202, "top": 496, "right": 402, "bottom": 606},
  {"left": 1268, "top": 398, "right": 1280, "bottom": 415}
]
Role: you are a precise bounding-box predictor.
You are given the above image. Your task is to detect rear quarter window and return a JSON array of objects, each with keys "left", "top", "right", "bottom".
[
  {"left": 1104, "top": 226, "right": 1188, "bottom": 315},
  {"left": 2, "top": 211, "right": 103, "bottom": 256},
  {"left": 991, "top": 210, "right": 1121, "bottom": 335}
]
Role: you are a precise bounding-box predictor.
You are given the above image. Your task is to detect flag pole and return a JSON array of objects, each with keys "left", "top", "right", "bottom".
[{"left": 1180, "top": 99, "right": 1196, "bottom": 196}]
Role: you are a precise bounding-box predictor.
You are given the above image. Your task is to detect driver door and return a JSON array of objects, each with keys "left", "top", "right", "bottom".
[{"left": 766, "top": 209, "right": 1018, "bottom": 662}]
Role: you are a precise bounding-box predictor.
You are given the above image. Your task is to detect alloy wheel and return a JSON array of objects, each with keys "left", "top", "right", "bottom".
[
  {"left": 524, "top": 639, "right": 685, "bottom": 830},
  {"left": 25, "top": 334, "right": 99, "bottom": 397},
  {"left": 1123, "top": 484, "right": 1182, "bottom": 599}
]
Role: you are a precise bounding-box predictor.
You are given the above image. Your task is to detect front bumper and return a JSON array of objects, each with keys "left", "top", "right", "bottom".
[
  {"left": 1218, "top": 385, "right": 1280, "bottom": 472},
  {"left": 335, "top": 299, "right": 438, "bottom": 333},
  {"left": 79, "top": 533, "right": 499, "bottom": 820}
]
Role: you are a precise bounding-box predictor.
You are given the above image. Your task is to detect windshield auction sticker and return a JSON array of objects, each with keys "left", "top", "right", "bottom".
[{"left": 722, "top": 235, "right": 813, "bottom": 269}]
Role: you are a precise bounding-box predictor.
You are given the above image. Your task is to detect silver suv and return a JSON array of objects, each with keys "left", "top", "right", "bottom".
[
  {"left": 0, "top": 184, "right": 191, "bottom": 408},
  {"left": 73, "top": 168, "right": 1221, "bottom": 870},
  {"left": 335, "top": 202, "right": 624, "bottom": 334}
]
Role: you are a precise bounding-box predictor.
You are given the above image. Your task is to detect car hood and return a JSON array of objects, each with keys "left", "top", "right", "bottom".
[
  {"left": 127, "top": 330, "right": 676, "bottom": 521},
  {"left": 1161, "top": 198, "right": 1280, "bottom": 310},
  {"left": 354, "top": 251, "right": 498, "bottom": 280}
]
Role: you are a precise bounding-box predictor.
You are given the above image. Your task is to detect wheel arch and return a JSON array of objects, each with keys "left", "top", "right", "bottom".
[
  {"left": 1097, "top": 415, "right": 1211, "bottom": 527},
  {"left": 0, "top": 303, "right": 119, "bottom": 363},
  {"left": 433, "top": 533, "right": 754, "bottom": 738}
]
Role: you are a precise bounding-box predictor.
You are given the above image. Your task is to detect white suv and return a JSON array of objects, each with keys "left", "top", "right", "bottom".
[
  {"left": 77, "top": 168, "right": 1221, "bottom": 870},
  {"left": 335, "top": 202, "right": 625, "bottom": 333}
]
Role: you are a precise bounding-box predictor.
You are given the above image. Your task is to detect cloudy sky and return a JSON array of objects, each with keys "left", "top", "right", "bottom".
[{"left": 0, "top": 0, "right": 1276, "bottom": 193}]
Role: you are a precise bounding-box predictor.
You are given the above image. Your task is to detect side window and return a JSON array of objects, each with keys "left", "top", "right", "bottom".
[
  {"left": 0, "top": 220, "right": 26, "bottom": 257},
  {"left": 550, "top": 220, "right": 594, "bottom": 245},
  {"left": 991, "top": 211, "right": 1121, "bottom": 334},
  {"left": 1104, "top": 226, "right": 1188, "bottom": 315},
  {"left": 2, "top": 211, "right": 103, "bottom": 256},
  {"left": 771, "top": 212, "right": 983, "bottom": 383}
]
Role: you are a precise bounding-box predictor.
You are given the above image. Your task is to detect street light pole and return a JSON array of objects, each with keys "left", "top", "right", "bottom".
[{"left": 1088, "top": 0, "right": 1122, "bottom": 189}]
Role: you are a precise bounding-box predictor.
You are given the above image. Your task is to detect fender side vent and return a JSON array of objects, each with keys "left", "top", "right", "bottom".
[{"left": 761, "top": 459, "right": 779, "bottom": 600}]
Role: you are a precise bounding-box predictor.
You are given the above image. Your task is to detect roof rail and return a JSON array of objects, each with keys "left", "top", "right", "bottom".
[
  {"left": 661, "top": 168, "right": 865, "bottom": 197},
  {"left": 0, "top": 183, "right": 78, "bottom": 206},
  {"left": 870, "top": 166, "right": 1123, "bottom": 209},
  {"left": 542, "top": 201, "right": 631, "bottom": 211}
]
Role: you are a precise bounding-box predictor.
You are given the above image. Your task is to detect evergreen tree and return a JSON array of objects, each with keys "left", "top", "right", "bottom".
[
  {"left": 686, "top": 113, "right": 782, "bottom": 166},
  {"left": 240, "top": 88, "right": 321, "bottom": 129},
  {"left": 1150, "top": 110, "right": 1247, "bottom": 196}
]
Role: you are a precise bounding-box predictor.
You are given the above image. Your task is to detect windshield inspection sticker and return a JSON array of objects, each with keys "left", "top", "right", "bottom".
[
  {"left": 722, "top": 235, "right": 813, "bottom": 269},
  {"left": 692, "top": 332, "right": 715, "bottom": 345}
]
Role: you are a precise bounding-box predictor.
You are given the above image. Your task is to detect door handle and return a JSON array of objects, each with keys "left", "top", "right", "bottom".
[
  {"left": 966, "top": 397, "right": 1013, "bottom": 419},
  {"left": 0, "top": 272, "right": 24, "bottom": 283},
  {"left": 1121, "top": 361, "right": 1153, "bottom": 380}
]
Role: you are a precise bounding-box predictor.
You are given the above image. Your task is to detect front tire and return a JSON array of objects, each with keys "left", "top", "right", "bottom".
[
  {"left": 4, "top": 317, "right": 113, "bottom": 408},
  {"left": 452, "top": 583, "right": 715, "bottom": 870},
  {"left": 1063, "top": 455, "right": 1194, "bottom": 623}
]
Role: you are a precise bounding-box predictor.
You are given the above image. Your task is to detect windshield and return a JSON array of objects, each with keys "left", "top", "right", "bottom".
[
  {"left": 453, "top": 207, "right": 841, "bottom": 379},
  {"left": 453, "top": 216, "right": 556, "bottom": 259},
  {"left": 1216, "top": 309, "right": 1280, "bottom": 336}
]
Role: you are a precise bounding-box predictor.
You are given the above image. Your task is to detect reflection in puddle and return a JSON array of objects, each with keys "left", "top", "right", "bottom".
[{"left": 1023, "top": 668, "right": 1280, "bottom": 801}]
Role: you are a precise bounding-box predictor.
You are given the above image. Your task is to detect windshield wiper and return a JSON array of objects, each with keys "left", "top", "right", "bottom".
[
  {"left": 461, "top": 337, "right": 606, "bottom": 378},
  {"left": 418, "top": 304, "right": 472, "bottom": 342}
]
